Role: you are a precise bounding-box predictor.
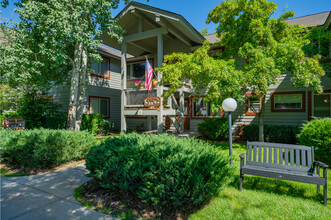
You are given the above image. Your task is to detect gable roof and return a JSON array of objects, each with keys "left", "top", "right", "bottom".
[
  {"left": 100, "top": 1, "right": 206, "bottom": 56},
  {"left": 204, "top": 34, "right": 219, "bottom": 44},
  {"left": 98, "top": 44, "right": 133, "bottom": 59},
  {"left": 286, "top": 11, "right": 331, "bottom": 26},
  {"left": 116, "top": 1, "right": 205, "bottom": 43}
]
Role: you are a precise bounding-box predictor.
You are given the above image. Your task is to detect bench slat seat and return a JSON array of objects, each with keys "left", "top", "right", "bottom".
[
  {"left": 239, "top": 141, "right": 328, "bottom": 206},
  {"left": 242, "top": 165, "right": 325, "bottom": 185}
]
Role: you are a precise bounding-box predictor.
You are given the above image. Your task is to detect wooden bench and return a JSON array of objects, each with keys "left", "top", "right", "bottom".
[{"left": 239, "top": 141, "right": 328, "bottom": 206}]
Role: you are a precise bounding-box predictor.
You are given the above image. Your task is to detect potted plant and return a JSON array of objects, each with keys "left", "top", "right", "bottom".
[
  {"left": 152, "top": 78, "right": 158, "bottom": 87},
  {"left": 135, "top": 80, "right": 145, "bottom": 89}
]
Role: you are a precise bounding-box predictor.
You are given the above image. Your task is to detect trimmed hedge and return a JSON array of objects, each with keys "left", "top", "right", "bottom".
[
  {"left": 86, "top": 133, "right": 233, "bottom": 212},
  {"left": 197, "top": 117, "right": 229, "bottom": 140},
  {"left": 242, "top": 124, "right": 300, "bottom": 144},
  {"left": 0, "top": 129, "right": 97, "bottom": 168},
  {"left": 298, "top": 118, "right": 331, "bottom": 165}
]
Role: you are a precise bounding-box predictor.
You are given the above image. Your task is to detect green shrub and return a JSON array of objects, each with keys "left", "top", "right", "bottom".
[
  {"left": 242, "top": 124, "right": 300, "bottom": 144},
  {"left": 242, "top": 124, "right": 259, "bottom": 141},
  {"left": 16, "top": 92, "right": 62, "bottom": 129},
  {"left": 0, "top": 129, "right": 97, "bottom": 168},
  {"left": 1, "top": 112, "right": 67, "bottom": 130},
  {"left": 86, "top": 133, "right": 234, "bottom": 212},
  {"left": 265, "top": 125, "right": 300, "bottom": 144},
  {"left": 297, "top": 118, "right": 331, "bottom": 165},
  {"left": 80, "top": 114, "right": 104, "bottom": 135},
  {"left": 198, "top": 117, "right": 229, "bottom": 140},
  {"left": 100, "top": 119, "right": 114, "bottom": 135},
  {"left": 43, "top": 113, "right": 68, "bottom": 129}
]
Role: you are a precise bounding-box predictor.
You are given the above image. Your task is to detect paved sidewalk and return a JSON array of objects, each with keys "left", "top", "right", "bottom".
[{"left": 0, "top": 164, "right": 117, "bottom": 220}]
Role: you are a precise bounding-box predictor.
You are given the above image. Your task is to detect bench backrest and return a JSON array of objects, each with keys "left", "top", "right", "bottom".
[{"left": 246, "top": 142, "right": 314, "bottom": 173}]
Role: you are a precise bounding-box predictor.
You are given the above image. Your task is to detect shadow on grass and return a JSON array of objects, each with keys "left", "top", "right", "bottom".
[
  {"left": 229, "top": 175, "right": 323, "bottom": 203},
  {"left": 207, "top": 141, "right": 246, "bottom": 150}
]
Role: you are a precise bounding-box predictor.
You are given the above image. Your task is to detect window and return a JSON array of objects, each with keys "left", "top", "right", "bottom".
[
  {"left": 89, "top": 96, "right": 110, "bottom": 118},
  {"left": 313, "top": 93, "right": 331, "bottom": 117},
  {"left": 90, "top": 57, "right": 110, "bottom": 79},
  {"left": 127, "top": 60, "right": 154, "bottom": 79},
  {"left": 271, "top": 91, "right": 305, "bottom": 112},
  {"left": 191, "top": 97, "right": 222, "bottom": 118},
  {"left": 246, "top": 94, "right": 261, "bottom": 115}
]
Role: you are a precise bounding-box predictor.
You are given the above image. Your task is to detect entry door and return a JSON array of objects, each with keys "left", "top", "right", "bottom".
[
  {"left": 177, "top": 98, "right": 190, "bottom": 131},
  {"left": 313, "top": 93, "right": 331, "bottom": 117}
]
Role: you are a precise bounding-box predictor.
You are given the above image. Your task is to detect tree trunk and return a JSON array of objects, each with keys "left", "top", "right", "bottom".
[
  {"left": 67, "top": 43, "right": 83, "bottom": 130},
  {"left": 258, "top": 95, "right": 265, "bottom": 142},
  {"left": 75, "top": 47, "right": 88, "bottom": 131}
]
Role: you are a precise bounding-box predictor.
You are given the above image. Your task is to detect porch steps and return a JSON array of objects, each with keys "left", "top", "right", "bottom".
[{"left": 168, "top": 115, "right": 183, "bottom": 134}]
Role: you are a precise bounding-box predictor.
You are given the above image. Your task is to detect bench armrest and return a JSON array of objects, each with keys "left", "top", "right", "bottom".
[
  {"left": 314, "top": 161, "right": 329, "bottom": 168},
  {"left": 239, "top": 153, "right": 246, "bottom": 159}
]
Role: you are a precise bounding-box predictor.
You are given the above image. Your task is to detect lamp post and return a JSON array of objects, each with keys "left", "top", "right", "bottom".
[{"left": 222, "top": 98, "right": 237, "bottom": 167}]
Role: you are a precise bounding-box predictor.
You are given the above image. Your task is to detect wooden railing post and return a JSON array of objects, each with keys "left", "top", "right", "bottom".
[{"left": 157, "top": 32, "right": 163, "bottom": 134}]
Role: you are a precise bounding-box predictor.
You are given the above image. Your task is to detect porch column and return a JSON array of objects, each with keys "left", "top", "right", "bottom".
[
  {"left": 121, "top": 42, "right": 127, "bottom": 132},
  {"left": 157, "top": 33, "right": 164, "bottom": 134},
  {"left": 179, "top": 88, "right": 184, "bottom": 133},
  {"left": 147, "top": 116, "right": 152, "bottom": 130}
]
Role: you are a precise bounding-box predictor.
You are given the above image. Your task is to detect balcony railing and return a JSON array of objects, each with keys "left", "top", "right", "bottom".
[{"left": 125, "top": 89, "right": 157, "bottom": 107}]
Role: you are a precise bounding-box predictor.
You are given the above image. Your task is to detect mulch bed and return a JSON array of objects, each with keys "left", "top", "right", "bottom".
[{"left": 79, "top": 179, "right": 194, "bottom": 220}]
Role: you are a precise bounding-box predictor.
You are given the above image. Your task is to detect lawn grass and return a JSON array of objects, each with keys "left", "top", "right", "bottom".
[
  {"left": 188, "top": 141, "right": 331, "bottom": 220},
  {"left": 0, "top": 166, "right": 26, "bottom": 177},
  {"left": 96, "top": 136, "right": 110, "bottom": 142}
]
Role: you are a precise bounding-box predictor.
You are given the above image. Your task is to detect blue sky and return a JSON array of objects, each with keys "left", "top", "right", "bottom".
[{"left": 1, "top": 0, "right": 331, "bottom": 34}]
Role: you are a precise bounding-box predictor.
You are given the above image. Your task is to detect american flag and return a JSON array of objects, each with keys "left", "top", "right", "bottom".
[{"left": 145, "top": 58, "right": 154, "bottom": 91}]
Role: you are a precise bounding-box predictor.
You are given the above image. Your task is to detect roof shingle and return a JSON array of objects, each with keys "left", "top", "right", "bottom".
[{"left": 286, "top": 11, "right": 330, "bottom": 26}]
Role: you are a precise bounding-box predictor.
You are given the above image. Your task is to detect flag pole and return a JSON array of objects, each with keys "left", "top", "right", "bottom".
[{"left": 146, "top": 55, "right": 157, "bottom": 78}]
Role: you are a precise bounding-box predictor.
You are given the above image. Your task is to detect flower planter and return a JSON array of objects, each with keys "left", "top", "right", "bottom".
[
  {"left": 152, "top": 81, "right": 158, "bottom": 87},
  {"left": 135, "top": 80, "right": 145, "bottom": 89}
]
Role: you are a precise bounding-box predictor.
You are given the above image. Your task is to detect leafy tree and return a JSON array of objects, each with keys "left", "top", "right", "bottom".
[
  {"left": 0, "top": 16, "right": 70, "bottom": 91},
  {"left": 304, "top": 24, "right": 331, "bottom": 76},
  {"left": 0, "top": 0, "right": 130, "bottom": 130},
  {"left": 159, "top": 0, "right": 324, "bottom": 141},
  {"left": 159, "top": 41, "right": 244, "bottom": 114},
  {"left": 0, "top": 84, "right": 19, "bottom": 114},
  {"left": 304, "top": 24, "right": 331, "bottom": 57},
  {"left": 15, "top": 91, "right": 60, "bottom": 129},
  {"left": 199, "top": 28, "right": 210, "bottom": 36}
]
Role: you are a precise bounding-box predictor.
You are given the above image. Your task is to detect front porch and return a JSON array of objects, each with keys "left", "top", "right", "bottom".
[
  {"left": 123, "top": 86, "right": 193, "bottom": 133},
  {"left": 100, "top": 2, "right": 204, "bottom": 133}
]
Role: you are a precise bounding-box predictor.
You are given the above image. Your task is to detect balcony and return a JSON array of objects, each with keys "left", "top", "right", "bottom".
[{"left": 123, "top": 87, "right": 184, "bottom": 116}]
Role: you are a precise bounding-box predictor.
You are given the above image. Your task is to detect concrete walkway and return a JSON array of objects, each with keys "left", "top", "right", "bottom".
[{"left": 0, "top": 164, "right": 117, "bottom": 220}]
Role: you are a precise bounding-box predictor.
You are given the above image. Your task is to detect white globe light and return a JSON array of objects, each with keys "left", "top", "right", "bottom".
[{"left": 222, "top": 98, "right": 237, "bottom": 112}]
